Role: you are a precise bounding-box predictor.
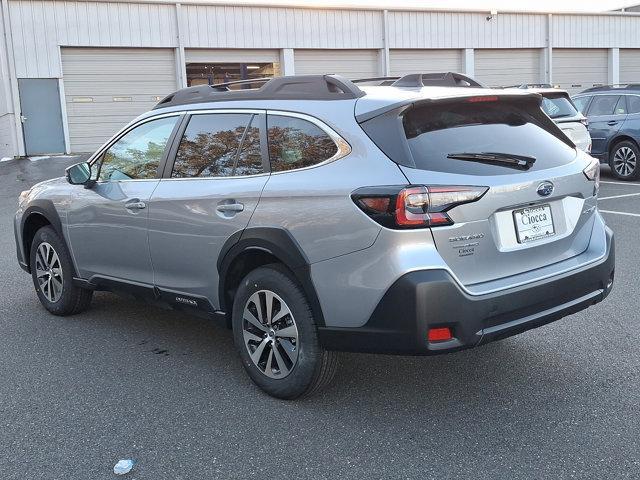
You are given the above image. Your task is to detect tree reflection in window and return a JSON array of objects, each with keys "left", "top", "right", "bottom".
[
  {"left": 267, "top": 116, "right": 338, "bottom": 172},
  {"left": 172, "top": 113, "right": 263, "bottom": 178},
  {"left": 99, "top": 116, "right": 178, "bottom": 181}
]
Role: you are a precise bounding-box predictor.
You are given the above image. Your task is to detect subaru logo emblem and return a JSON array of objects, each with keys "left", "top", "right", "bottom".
[{"left": 537, "top": 181, "right": 554, "bottom": 197}]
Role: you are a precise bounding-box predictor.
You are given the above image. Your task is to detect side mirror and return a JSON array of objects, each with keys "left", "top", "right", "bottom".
[{"left": 65, "top": 162, "right": 93, "bottom": 187}]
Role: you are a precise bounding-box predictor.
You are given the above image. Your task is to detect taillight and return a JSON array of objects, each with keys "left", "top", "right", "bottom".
[
  {"left": 352, "top": 185, "right": 488, "bottom": 229},
  {"left": 583, "top": 156, "right": 600, "bottom": 196}
]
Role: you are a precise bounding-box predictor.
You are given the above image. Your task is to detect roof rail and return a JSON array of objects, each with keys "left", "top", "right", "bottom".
[
  {"left": 154, "top": 74, "right": 364, "bottom": 109},
  {"left": 209, "top": 77, "right": 272, "bottom": 91},
  {"left": 391, "top": 72, "right": 485, "bottom": 88},
  {"left": 351, "top": 76, "right": 401, "bottom": 86},
  {"left": 580, "top": 83, "right": 640, "bottom": 93},
  {"left": 502, "top": 83, "right": 554, "bottom": 89}
]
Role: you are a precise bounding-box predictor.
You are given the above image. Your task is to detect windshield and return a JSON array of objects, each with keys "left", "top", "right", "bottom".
[
  {"left": 401, "top": 101, "right": 576, "bottom": 175},
  {"left": 541, "top": 96, "right": 579, "bottom": 119}
]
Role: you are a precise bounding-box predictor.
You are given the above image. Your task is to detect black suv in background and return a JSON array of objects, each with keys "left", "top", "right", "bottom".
[{"left": 572, "top": 85, "right": 640, "bottom": 180}]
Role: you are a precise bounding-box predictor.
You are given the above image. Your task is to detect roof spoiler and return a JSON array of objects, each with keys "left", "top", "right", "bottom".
[{"left": 355, "top": 91, "right": 542, "bottom": 123}]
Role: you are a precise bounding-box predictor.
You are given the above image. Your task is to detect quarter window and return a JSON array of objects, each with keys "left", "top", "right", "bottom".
[
  {"left": 267, "top": 115, "right": 338, "bottom": 172},
  {"left": 628, "top": 96, "right": 640, "bottom": 114},
  {"left": 172, "top": 113, "right": 263, "bottom": 178},
  {"left": 98, "top": 116, "right": 178, "bottom": 181}
]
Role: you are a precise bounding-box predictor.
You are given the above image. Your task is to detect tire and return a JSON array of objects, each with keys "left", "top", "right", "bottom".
[
  {"left": 232, "top": 264, "right": 338, "bottom": 399},
  {"left": 609, "top": 140, "right": 640, "bottom": 180},
  {"left": 29, "top": 226, "right": 93, "bottom": 316}
]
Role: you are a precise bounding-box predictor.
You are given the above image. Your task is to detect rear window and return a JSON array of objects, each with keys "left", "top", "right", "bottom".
[
  {"left": 401, "top": 101, "right": 577, "bottom": 175},
  {"left": 541, "top": 95, "right": 578, "bottom": 119}
]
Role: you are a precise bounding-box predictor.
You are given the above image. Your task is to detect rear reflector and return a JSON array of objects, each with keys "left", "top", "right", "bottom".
[{"left": 428, "top": 327, "right": 453, "bottom": 342}]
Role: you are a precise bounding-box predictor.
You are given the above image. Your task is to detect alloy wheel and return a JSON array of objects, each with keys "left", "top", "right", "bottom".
[
  {"left": 35, "top": 242, "right": 63, "bottom": 303},
  {"left": 242, "top": 290, "right": 299, "bottom": 379},
  {"left": 613, "top": 146, "right": 637, "bottom": 177}
]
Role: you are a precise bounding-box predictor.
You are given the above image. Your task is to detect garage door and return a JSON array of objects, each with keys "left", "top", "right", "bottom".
[
  {"left": 62, "top": 48, "right": 177, "bottom": 153},
  {"left": 389, "top": 49, "right": 462, "bottom": 77},
  {"left": 475, "top": 49, "right": 542, "bottom": 87},
  {"left": 620, "top": 49, "right": 640, "bottom": 84},
  {"left": 552, "top": 49, "right": 607, "bottom": 95},
  {"left": 185, "top": 49, "right": 280, "bottom": 87},
  {"left": 294, "top": 50, "right": 379, "bottom": 79}
]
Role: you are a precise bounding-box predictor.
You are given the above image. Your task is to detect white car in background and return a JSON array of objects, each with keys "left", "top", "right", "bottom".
[{"left": 504, "top": 85, "right": 592, "bottom": 153}]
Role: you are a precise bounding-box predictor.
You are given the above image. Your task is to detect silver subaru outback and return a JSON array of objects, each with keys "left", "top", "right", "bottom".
[{"left": 15, "top": 73, "right": 614, "bottom": 399}]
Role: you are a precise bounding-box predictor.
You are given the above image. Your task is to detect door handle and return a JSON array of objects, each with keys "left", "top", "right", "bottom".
[
  {"left": 607, "top": 121, "right": 618, "bottom": 126},
  {"left": 216, "top": 203, "right": 244, "bottom": 213},
  {"left": 125, "top": 200, "right": 146, "bottom": 210}
]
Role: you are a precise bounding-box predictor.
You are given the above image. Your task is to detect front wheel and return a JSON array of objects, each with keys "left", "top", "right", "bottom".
[
  {"left": 29, "top": 226, "right": 93, "bottom": 315},
  {"left": 232, "top": 265, "right": 338, "bottom": 399},
  {"left": 609, "top": 140, "right": 640, "bottom": 180}
]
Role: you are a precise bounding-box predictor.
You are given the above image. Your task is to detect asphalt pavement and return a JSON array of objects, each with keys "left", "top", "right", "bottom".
[{"left": 0, "top": 156, "right": 638, "bottom": 479}]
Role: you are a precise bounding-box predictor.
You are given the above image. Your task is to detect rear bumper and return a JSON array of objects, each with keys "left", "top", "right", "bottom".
[{"left": 318, "top": 227, "right": 614, "bottom": 355}]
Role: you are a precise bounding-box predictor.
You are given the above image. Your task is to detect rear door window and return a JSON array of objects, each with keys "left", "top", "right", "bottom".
[
  {"left": 587, "top": 95, "right": 621, "bottom": 116},
  {"left": 171, "top": 113, "right": 264, "bottom": 178},
  {"left": 401, "top": 100, "right": 577, "bottom": 175}
]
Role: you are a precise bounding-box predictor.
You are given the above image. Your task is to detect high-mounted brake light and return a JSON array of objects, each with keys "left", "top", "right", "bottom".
[
  {"left": 466, "top": 96, "right": 499, "bottom": 103},
  {"left": 352, "top": 185, "right": 488, "bottom": 229}
]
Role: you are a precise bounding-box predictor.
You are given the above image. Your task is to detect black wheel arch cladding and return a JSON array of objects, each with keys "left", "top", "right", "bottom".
[
  {"left": 218, "top": 227, "right": 326, "bottom": 327},
  {"left": 21, "top": 200, "right": 71, "bottom": 275}
]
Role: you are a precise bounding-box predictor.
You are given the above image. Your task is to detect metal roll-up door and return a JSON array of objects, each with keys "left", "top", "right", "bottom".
[
  {"left": 552, "top": 49, "right": 608, "bottom": 95},
  {"left": 62, "top": 48, "right": 177, "bottom": 153},
  {"left": 294, "top": 49, "right": 380, "bottom": 79},
  {"left": 475, "top": 49, "right": 542, "bottom": 88},
  {"left": 389, "top": 49, "right": 462, "bottom": 76},
  {"left": 620, "top": 49, "right": 640, "bottom": 84}
]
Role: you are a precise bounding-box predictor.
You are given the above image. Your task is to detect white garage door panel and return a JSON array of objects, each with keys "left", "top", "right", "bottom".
[
  {"left": 294, "top": 50, "right": 379, "bottom": 79},
  {"left": 62, "top": 48, "right": 177, "bottom": 153},
  {"left": 185, "top": 49, "right": 280, "bottom": 64},
  {"left": 389, "top": 49, "right": 462, "bottom": 76},
  {"left": 552, "top": 49, "right": 607, "bottom": 95},
  {"left": 475, "top": 49, "right": 542, "bottom": 87},
  {"left": 620, "top": 49, "right": 640, "bottom": 84}
]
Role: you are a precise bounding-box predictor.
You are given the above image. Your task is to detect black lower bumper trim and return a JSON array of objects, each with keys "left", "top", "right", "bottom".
[{"left": 318, "top": 230, "right": 614, "bottom": 355}]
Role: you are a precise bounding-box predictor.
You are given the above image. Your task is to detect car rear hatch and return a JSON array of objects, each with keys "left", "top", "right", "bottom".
[{"left": 359, "top": 92, "right": 599, "bottom": 287}]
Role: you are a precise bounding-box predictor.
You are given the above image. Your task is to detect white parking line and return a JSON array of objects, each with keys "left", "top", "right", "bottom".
[
  {"left": 600, "top": 210, "right": 640, "bottom": 218},
  {"left": 601, "top": 181, "right": 640, "bottom": 186},
  {"left": 598, "top": 192, "right": 640, "bottom": 201}
]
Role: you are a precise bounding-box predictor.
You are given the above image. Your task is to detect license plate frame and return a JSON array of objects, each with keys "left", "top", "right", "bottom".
[{"left": 512, "top": 204, "right": 555, "bottom": 244}]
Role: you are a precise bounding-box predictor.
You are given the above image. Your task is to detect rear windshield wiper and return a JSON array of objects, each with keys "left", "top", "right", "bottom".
[{"left": 446, "top": 152, "right": 536, "bottom": 171}]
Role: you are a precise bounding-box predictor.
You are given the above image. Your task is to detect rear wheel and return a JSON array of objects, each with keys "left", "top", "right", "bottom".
[
  {"left": 609, "top": 140, "right": 640, "bottom": 180},
  {"left": 29, "top": 226, "right": 93, "bottom": 315},
  {"left": 232, "top": 265, "right": 338, "bottom": 399}
]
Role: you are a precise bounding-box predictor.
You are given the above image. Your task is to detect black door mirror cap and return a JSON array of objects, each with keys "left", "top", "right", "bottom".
[{"left": 65, "top": 161, "right": 94, "bottom": 187}]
